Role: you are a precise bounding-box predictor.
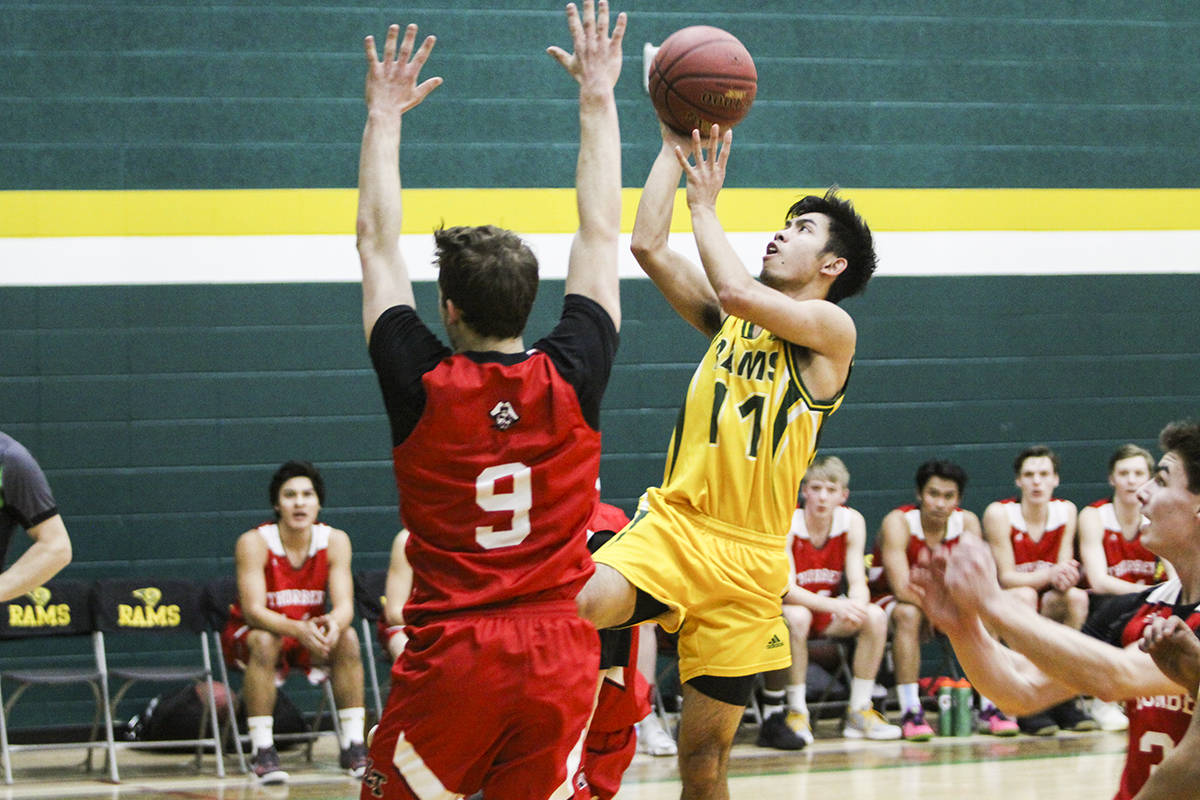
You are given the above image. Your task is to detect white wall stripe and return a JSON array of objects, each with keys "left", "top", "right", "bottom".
[{"left": 0, "top": 230, "right": 1197, "bottom": 286}]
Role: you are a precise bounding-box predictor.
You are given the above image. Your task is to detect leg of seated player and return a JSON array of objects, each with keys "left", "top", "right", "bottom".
[
  {"left": 826, "top": 605, "right": 900, "bottom": 740},
  {"left": 890, "top": 602, "right": 934, "bottom": 741},
  {"left": 1040, "top": 586, "right": 1089, "bottom": 630},
  {"left": 1006, "top": 585, "right": 1039, "bottom": 611},
  {"left": 676, "top": 683, "right": 745, "bottom": 800},
  {"left": 328, "top": 625, "right": 368, "bottom": 776}
]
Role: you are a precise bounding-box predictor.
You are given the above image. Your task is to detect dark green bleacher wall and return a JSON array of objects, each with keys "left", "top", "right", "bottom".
[{"left": 3, "top": 1, "right": 1198, "bottom": 190}]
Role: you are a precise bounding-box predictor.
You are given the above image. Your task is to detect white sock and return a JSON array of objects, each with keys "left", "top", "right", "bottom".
[
  {"left": 786, "top": 684, "right": 808, "bottom": 715},
  {"left": 979, "top": 695, "right": 997, "bottom": 712},
  {"left": 849, "top": 677, "right": 875, "bottom": 711},
  {"left": 897, "top": 682, "right": 921, "bottom": 714},
  {"left": 337, "top": 707, "right": 366, "bottom": 749},
  {"left": 247, "top": 715, "right": 274, "bottom": 752}
]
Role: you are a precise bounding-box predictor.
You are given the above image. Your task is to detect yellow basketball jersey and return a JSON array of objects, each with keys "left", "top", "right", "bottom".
[{"left": 656, "top": 314, "right": 846, "bottom": 543}]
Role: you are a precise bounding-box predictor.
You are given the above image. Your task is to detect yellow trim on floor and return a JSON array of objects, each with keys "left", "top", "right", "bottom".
[{"left": 1, "top": 188, "right": 1197, "bottom": 237}]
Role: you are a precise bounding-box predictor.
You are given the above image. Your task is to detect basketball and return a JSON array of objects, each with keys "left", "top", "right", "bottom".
[{"left": 647, "top": 26, "right": 757, "bottom": 136}]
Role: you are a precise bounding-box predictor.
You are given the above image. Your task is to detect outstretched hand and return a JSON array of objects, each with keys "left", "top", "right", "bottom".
[
  {"left": 910, "top": 546, "right": 970, "bottom": 635},
  {"left": 547, "top": 0, "right": 626, "bottom": 91},
  {"left": 1141, "top": 614, "right": 1200, "bottom": 697},
  {"left": 675, "top": 124, "right": 733, "bottom": 211},
  {"left": 364, "top": 23, "right": 443, "bottom": 117}
]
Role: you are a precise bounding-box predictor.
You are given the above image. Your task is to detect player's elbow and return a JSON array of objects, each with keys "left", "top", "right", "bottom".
[
  {"left": 630, "top": 235, "right": 665, "bottom": 267},
  {"left": 715, "top": 281, "right": 756, "bottom": 318}
]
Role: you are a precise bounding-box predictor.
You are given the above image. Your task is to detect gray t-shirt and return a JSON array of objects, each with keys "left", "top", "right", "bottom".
[{"left": 0, "top": 432, "right": 58, "bottom": 566}]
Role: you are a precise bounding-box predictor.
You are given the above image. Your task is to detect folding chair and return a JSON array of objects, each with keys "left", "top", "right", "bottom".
[
  {"left": 92, "top": 577, "right": 231, "bottom": 777},
  {"left": 0, "top": 579, "right": 119, "bottom": 785},
  {"left": 204, "top": 576, "right": 341, "bottom": 763},
  {"left": 352, "top": 569, "right": 390, "bottom": 720},
  {"left": 805, "top": 636, "right": 856, "bottom": 719}
]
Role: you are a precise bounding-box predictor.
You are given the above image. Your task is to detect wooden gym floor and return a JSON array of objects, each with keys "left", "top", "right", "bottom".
[{"left": 0, "top": 717, "right": 1127, "bottom": 800}]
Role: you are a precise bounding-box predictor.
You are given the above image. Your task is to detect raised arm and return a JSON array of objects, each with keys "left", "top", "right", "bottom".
[
  {"left": 674, "top": 127, "right": 856, "bottom": 386},
  {"left": 355, "top": 23, "right": 442, "bottom": 343},
  {"left": 629, "top": 123, "right": 722, "bottom": 336},
  {"left": 547, "top": 0, "right": 625, "bottom": 330}
]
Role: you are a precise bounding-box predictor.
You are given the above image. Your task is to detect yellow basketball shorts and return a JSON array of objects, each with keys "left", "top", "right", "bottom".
[{"left": 593, "top": 493, "right": 791, "bottom": 684}]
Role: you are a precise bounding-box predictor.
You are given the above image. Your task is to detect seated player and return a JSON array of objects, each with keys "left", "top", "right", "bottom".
[
  {"left": 982, "top": 445, "right": 1095, "bottom": 735},
  {"left": 758, "top": 456, "right": 899, "bottom": 748},
  {"left": 222, "top": 460, "right": 367, "bottom": 783},
  {"left": 873, "top": 459, "right": 1017, "bottom": 739},
  {"left": 1078, "top": 444, "right": 1169, "bottom": 731}
]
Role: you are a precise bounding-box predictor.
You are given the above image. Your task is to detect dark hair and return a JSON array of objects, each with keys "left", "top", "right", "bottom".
[
  {"left": 434, "top": 225, "right": 539, "bottom": 339},
  {"left": 784, "top": 187, "right": 876, "bottom": 304},
  {"left": 269, "top": 460, "right": 325, "bottom": 514},
  {"left": 915, "top": 459, "right": 968, "bottom": 495},
  {"left": 1107, "top": 443, "right": 1154, "bottom": 475},
  {"left": 1160, "top": 420, "right": 1200, "bottom": 493},
  {"left": 1013, "top": 445, "right": 1059, "bottom": 476}
]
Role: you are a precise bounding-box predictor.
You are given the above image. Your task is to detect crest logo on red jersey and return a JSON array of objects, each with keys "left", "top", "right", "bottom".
[{"left": 489, "top": 401, "right": 520, "bottom": 430}]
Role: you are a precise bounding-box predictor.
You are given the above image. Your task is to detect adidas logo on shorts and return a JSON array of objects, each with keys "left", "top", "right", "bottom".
[{"left": 766, "top": 634, "right": 785, "bottom": 649}]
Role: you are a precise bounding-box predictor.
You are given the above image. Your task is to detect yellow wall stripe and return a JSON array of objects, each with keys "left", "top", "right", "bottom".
[{"left": 1, "top": 188, "right": 1197, "bottom": 237}]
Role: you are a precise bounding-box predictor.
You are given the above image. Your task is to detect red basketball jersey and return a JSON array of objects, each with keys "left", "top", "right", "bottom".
[
  {"left": 1088, "top": 499, "right": 1160, "bottom": 585},
  {"left": 788, "top": 506, "right": 851, "bottom": 596},
  {"left": 868, "top": 505, "right": 964, "bottom": 598},
  {"left": 1113, "top": 581, "right": 1200, "bottom": 799},
  {"left": 394, "top": 352, "right": 599, "bottom": 621},
  {"left": 1001, "top": 498, "right": 1071, "bottom": 572},
  {"left": 589, "top": 502, "right": 632, "bottom": 537},
  {"left": 228, "top": 522, "right": 330, "bottom": 625}
]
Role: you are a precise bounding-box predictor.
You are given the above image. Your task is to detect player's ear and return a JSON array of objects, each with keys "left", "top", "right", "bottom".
[
  {"left": 820, "top": 257, "right": 847, "bottom": 278},
  {"left": 442, "top": 297, "right": 462, "bottom": 324}
]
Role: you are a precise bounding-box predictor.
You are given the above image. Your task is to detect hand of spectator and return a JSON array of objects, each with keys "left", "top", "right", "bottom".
[
  {"left": 297, "top": 617, "right": 334, "bottom": 659},
  {"left": 1141, "top": 614, "right": 1200, "bottom": 697},
  {"left": 831, "top": 597, "right": 869, "bottom": 627},
  {"left": 1050, "top": 560, "right": 1081, "bottom": 593}
]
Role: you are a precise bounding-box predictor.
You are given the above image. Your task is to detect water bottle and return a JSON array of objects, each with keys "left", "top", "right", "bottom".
[
  {"left": 953, "top": 679, "right": 974, "bottom": 737},
  {"left": 936, "top": 681, "right": 954, "bottom": 736}
]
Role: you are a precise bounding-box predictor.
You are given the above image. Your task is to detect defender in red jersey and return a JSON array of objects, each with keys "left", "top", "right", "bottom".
[
  {"left": 225, "top": 460, "right": 367, "bottom": 784},
  {"left": 1080, "top": 444, "right": 1170, "bottom": 596},
  {"left": 913, "top": 420, "right": 1200, "bottom": 800},
  {"left": 874, "top": 459, "right": 984, "bottom": 739},
  {"left": 354, "top": 5, "right": 625, "bottom": 798}
]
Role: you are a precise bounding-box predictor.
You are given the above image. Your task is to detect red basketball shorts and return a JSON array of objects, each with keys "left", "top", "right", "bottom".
[{"left": 361, "top": 603, "right": 598, "bottom": 800}]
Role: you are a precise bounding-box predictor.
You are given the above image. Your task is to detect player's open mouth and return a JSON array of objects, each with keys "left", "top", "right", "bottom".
[{"left": 765, "top": 242, "right": 778, "bottom": 254}]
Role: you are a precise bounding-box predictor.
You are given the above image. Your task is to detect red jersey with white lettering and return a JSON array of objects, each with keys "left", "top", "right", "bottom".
[
  {"left": 869, "top": 505, "right": 965, "bottom": 600},
  {"left": 1085, "top": 581, "right": 1200, "bottom": 799},
  {"left": 227, "top": 522, "right": 330, "bottom": 625},
  {"left": 394, "top": 352, "right": 599, "bottom": 620},
  {"left": 788, "top": 506, "right": 851, "bottom": 595},
  {"left": 1088, "top": 499, "right": 1160, "bottom": 585},
  {"left": 1001, "top": 498, "right": 1072, "bottom": 572}
]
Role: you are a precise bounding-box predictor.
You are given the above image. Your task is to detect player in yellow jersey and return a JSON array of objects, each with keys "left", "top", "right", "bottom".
[{"left": 576, "top": 122, "right": 876, "bottom": 799}]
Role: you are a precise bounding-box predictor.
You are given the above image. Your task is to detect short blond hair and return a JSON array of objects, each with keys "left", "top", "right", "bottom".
[{"left": 802, "top": 455, "right": 850, "bottom": 489}]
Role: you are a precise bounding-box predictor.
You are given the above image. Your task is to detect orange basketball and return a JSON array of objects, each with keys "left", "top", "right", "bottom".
[{"left": 648, "top": 26, "right": 757, "bottom": 136}]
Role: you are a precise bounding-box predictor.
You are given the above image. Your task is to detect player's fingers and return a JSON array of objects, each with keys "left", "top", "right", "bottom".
[
  {"left": 546, "top": 46, "right": 572, "bottom": 69},
  {"left": 413, "top": 34, "right": 437, "bottom": 67},
  {"left": 706, "top": 124, "right": 720, "bottom": 163},
  {"left": 564, "top": 3, "right": 583, "bottom": 44},
  {"left": 596, "top": 0, "right": 609, "bottom": 40},
  {"left": 383, "top": 24, "right": 400, "bottom": 63},
  {"left": 610, "top": 11, "right": 627, "bottom": 48},
  {"left": 581, "top": 0, "right": 596, "bottom": 38},
  {"left": 364, "top": 35, "right": 378, "bottom": 66},
  {"left": 672, "top": 144, "right": 692, "bottom": 171},
  {"left": 398, "top": 23, "right": 417, "bottom": 63},
  {"left": 412, "top": 76, "right": 443, "bottom": 104},
  {"left": 718, "top": 129, "right": 734, "bottom": 169}
]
